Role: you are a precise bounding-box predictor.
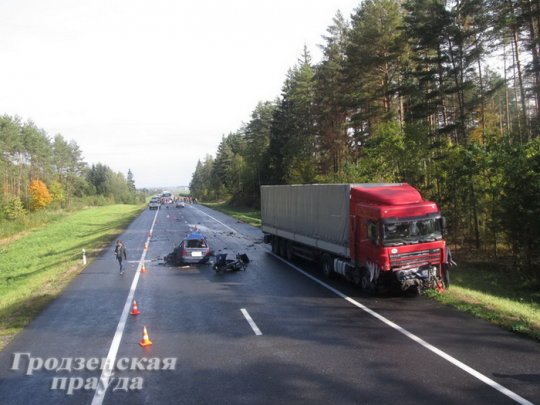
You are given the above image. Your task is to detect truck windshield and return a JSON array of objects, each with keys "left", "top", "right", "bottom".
[{"left": 383, "top": 217, "right": 442, "bottom": 246}]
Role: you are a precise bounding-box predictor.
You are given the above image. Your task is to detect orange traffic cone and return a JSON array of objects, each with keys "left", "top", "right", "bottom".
[
  {"left": 130, "top": 300, "right": 140, "bottom": 315},
  {"left": 140, "top": 263, "right": 147, "bottom": 273},
  {"left": 139, "top": 326, "right": 153, "bottom": 347}
]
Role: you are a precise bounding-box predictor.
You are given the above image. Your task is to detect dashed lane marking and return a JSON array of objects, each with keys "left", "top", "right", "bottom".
[
  {"left": 241, "top": 308, "right": 263, "bottom": 336},
  {"left": 91, "top": 208, "right": 160, "bottom": 405}
]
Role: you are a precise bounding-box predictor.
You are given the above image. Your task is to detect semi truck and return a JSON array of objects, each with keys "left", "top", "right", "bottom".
[{"left": 261, "top": 183, "right": 450, "bottom": 293}]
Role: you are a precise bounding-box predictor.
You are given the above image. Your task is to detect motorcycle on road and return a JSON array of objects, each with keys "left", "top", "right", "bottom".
[{"left": 213, "top": 253, "right": 249, "bottom": 273}]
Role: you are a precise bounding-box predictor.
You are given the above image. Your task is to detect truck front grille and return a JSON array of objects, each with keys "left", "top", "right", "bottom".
[{"left": 389, "top": 249, "right": 440, "bottom": 270}]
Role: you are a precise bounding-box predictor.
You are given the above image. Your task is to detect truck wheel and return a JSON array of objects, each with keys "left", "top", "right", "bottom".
[
  {"left": 360, "top": 268, "right": 374, "bottom": 292},
  {"left": 321, "top": 254, "right": 334, "bottom": 278},
  {"left": 351, "top": 268, "right": 362, "bottom": 286},
  {"left": 442, "top": 266, "right": 450, "bottom": 289}
]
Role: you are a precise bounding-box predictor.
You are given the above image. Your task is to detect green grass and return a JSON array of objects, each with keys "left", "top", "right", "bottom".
[
  {"left": 426, "top": 258, "right": 540, "bottom": 341},
  {"left": 202, "top": 201, "right": 540, "bottom": 342},
  {"left": 202, "top": 201, "right": 261, "bottom": 227},
  {"left": 0, "top": 204, "right": 144, "bottom": 351},
  {"left": 0, "top": 210, "right": 68, "bottom": 241}
]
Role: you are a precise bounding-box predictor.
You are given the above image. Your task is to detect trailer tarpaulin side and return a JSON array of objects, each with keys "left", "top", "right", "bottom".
[{"left": 261, "top": 184, "right": 351, "bottom": 256}]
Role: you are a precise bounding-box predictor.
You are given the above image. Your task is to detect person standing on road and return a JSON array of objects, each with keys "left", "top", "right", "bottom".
[{"left": 114, "top": 240, "right": 127, "bottom": 275}]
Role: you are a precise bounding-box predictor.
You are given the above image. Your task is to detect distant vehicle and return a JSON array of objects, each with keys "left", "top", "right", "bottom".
[
  {"left": 176, "top": 200, "right": 185, "bottom": 208},
  {"left": 161, "top": 191, "right": 173, "bottom": 204},
  {"left": 148, "top": 198, "right": 160, "bottom": 210},
  {"left": 165, "top": 233, "right": 211, "bottom": 264}
]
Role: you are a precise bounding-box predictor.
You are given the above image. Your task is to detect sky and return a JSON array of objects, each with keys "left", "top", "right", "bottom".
[{"left": 0, "top": 0, "right": 361, "bottom": 189}]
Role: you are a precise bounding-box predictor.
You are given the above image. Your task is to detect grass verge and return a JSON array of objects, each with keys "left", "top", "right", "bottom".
[
  {"left": 426, "top": 258, "right": 540, "bottom": 342},
  {"left": 0, "top": 204, "right": 144, "bottom": 351},
  {"left": 203, "top": 201, "right": 540, "bottom": 342},
  {"left": 202, "top": 201, "right": 261, "bottom": 227},
  {"left": 0, "top": 210, "right": 68, "bottom": 243}
]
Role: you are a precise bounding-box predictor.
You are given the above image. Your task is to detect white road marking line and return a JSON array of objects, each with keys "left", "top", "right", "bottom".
[
  {"left": 91, "top": 209, "right": 160, "bottom": 405},
  {"left": 241, "top": 308, "right": 263, "bottom": 336},
  {"left": 191, "top": 206, "right": 238, "bottom": 233},
  {"left": 271, "top": 252, "right": 535, "bottom": 405}
]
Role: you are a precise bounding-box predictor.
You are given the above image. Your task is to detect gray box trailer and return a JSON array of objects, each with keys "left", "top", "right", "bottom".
[{"left": 261, "top": 184, "right": 352, "bottom": 258}]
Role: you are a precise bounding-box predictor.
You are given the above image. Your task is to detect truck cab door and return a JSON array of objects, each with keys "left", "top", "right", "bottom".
[{"left": 359, "top": 220, "right": 380, "bottom": 265}]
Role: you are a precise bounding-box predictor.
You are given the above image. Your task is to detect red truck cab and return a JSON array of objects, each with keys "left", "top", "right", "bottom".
[{"left": 349, "top": 184, "right": 447, "bottom": 291}]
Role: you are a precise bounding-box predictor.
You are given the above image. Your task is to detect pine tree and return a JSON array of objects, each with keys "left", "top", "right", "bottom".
[
  {"left": 267, "top": 47, "right": 317, "bottom": 184},
  {"left": 345, "top": 0, "right": 406, "bottom": 143},
  {"left": 314, "top": 11, "right": 350, "bottom": 176},
  {"left": 243, "top": 101, "right": 277, "bottom": 200},
  {"left": 127, "top": 169, "right": 136, "bottom": 192}
]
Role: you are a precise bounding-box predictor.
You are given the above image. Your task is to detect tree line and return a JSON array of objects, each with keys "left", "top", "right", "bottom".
[
  {"left": 0, "top": 115, "right": 143, "bottom": 220},
  {"left": 190, "top": 0, "right": 540, "bottom": 275}
]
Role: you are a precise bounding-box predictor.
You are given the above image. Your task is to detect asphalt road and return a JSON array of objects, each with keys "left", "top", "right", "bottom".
[{"left": 0, "top": 204, "right": 538, "bottom": 405}]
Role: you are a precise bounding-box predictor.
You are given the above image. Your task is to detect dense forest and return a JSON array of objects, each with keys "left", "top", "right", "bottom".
[
  {"left": 0, "top": 115, "right": 143, "bottom": 220},
  {"left": 190, "top": 0, "right": 540, "bottom": 275}
]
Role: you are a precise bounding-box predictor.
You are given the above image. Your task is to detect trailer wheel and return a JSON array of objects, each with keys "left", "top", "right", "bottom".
[
  {"left": 285, "top": 240, "right": 294, "bottom": 261},
  {"left": 321, "top": 254, "right": 334, "bottom": 278},
  {"left": 279, "top": 238, "right": 287, "bottom": 257},
  {"left": 271, "top": 237, "right": 279, "bottom": 254}
]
